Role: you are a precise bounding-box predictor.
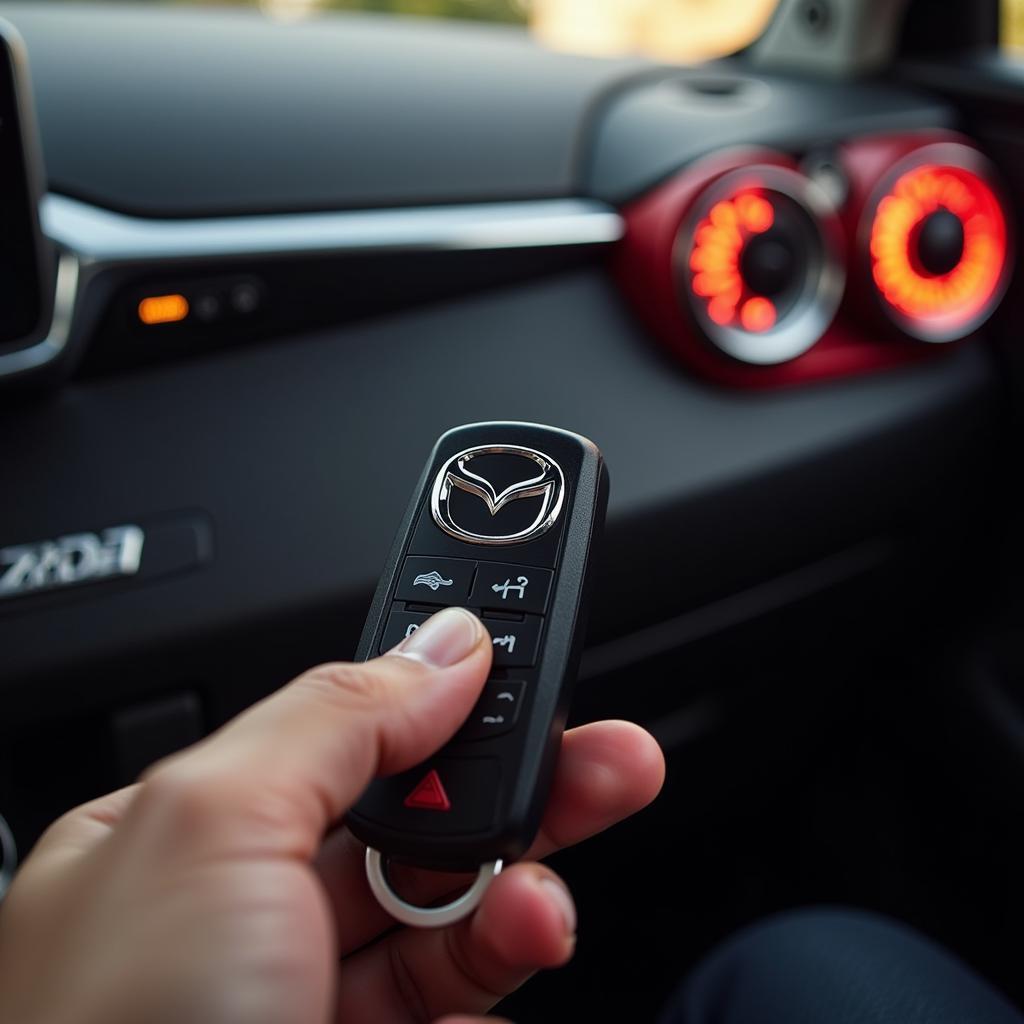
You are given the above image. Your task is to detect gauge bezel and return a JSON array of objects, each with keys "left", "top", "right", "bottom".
[
  {"left": 859, "top": 142, "right": 1011, "bottom": 344},
  {"left": 673, "top": 164, "right": 846, "bottom": 366}
]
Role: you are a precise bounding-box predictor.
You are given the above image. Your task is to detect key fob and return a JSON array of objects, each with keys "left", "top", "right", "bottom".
[{"left": 347, "top": 421, "right": 607, "bottom": 915}]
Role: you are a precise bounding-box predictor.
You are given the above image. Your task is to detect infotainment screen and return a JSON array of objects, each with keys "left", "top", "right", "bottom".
[{"left": 0, "top": 20, "right": 50, "bottom": 351}]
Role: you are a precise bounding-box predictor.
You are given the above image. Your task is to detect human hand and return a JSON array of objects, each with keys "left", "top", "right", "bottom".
[{"left": 0, "top": 607, "right": 664, "bottom": 1024}]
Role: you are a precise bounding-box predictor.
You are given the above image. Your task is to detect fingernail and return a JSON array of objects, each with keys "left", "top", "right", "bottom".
[
  {"left": 397, "top": 607, "right": 482, "bottom": 668},
  {"left": 539, "top": 877, "right": 577, "bottom": 937}
]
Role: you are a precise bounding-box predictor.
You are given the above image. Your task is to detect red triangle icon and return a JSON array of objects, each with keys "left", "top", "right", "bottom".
[{"left": 403, "top": 769, "right": 451, "bottom": 812}]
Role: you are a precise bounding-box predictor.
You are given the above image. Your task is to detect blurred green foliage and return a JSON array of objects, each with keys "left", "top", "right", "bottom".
[{"left": 324, "top": 0, "right": 527, "bottom": 22}]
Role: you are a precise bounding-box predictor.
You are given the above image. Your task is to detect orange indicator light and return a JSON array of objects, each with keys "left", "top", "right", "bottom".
[
  {"left": 138, "top": 293, "right": 189, "bottom": 325},
  {"left": 869, "top": 164, "right": 1007, "bottom": 332}
]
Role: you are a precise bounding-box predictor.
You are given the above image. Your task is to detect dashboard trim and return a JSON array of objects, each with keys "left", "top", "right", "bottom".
[
  {"left": 40, "top": 194, "right": 625, "bottom": 265},
  {"left": 0, "top": 251, "right": 78, "bottom": 380},
  {"left": 0, "top": 195, "right": 624, "bottom": 382}
]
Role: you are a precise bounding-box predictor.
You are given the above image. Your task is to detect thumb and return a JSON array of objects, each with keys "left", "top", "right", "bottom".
[
  {"left": 120, "top": 607, "right": 492, "bottom": 863},
  {"left": 435, "top": 1018, "right": 514, "bottom": 1023}
]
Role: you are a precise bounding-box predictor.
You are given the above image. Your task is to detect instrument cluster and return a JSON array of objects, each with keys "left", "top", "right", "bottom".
[
  {"left": 614, "top": 131, "right": 1012, "bottom": 388},
  {"left": 0, "top": 8, "right": 1013, "bottom": 395}
]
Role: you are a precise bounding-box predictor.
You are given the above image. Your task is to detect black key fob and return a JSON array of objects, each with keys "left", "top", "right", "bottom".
[{"left": 347, "top": 421, "right": 608, "bottom": 926}]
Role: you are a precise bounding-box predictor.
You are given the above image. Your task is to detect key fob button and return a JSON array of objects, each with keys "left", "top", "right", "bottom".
[
  {"left": 395, "top": 556, "right": 475, "bottom": 604},
  {"left": 471, "top": 562, "right": 552, "bottom": 615},
  {"left": 457, "top": 681, "right": 526, "bottom": 741},
  {"left": 379, "top": 608, "right": 431, "bottom": 654},
  {"left": 355, "top": 756, "right": 501, "bottom": 835},
  {"left": 481, "top": 615, "right": 542, "bottom": 667}
]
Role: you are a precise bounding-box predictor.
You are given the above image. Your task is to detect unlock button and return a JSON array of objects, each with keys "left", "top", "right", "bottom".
[{"left": 379, "top": 608, "right": 430, "bottom": 654}]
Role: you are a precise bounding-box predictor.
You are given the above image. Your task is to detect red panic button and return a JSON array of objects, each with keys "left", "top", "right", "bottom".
[{"left": 403, "top": 769, "right": 451, "bottom": 812}]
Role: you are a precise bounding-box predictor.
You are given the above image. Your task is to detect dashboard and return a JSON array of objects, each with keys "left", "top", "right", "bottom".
[{"left": 0, "top": 2, "right": 1013, "bottom": 870}]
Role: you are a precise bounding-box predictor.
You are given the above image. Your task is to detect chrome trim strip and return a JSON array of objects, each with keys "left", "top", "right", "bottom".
[
  {"left": 1, "top": 195, "right": 621, "bottom": 381},
  {"left": 41, "top": 194, "right": 625, "bottom": 265},
  {"left": 0, "top": 252, "right": 79, "bottom": 380}
]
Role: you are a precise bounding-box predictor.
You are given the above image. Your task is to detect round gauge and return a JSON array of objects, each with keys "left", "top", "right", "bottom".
[
  {"left": 865, "top": 144, "right": 1009, "bottom": 343},
  {"left": 676, "top": 164, "right": 845, "bottom": 366}
]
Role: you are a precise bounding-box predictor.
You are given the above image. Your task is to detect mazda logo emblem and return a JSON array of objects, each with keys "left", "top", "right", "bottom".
[{"left": 430, "top": 445, "right": 565, "bottom": 545}]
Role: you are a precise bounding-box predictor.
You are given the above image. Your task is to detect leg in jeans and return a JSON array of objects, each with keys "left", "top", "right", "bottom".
[{"left": 661, "top": 908, "right": 1023, "bottom": 1024}]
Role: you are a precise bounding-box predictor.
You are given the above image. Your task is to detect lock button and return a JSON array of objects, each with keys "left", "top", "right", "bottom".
[{"left": 395, "top": 556, "right": 475, "bottom": 605}]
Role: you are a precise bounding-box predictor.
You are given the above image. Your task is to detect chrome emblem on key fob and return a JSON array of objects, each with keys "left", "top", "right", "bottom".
[{"left": 430, "top": 444, "right": 565, "bottom": 546}]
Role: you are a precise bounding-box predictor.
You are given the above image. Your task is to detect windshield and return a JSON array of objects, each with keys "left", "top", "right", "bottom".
[
  {"left": 1008, "top": 0, "right": 1024, "bottom": 49},
  {"left": 51, "top": 0, "right": 784, "bottom": 63}
]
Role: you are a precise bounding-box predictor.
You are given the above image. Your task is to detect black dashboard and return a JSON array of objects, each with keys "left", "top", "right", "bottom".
[
  {"left": 0, "top": 1, "right": 1014, "bottom": 875},
  {"left": 5, "top": 4, "right": 950, "bottom": 213}
]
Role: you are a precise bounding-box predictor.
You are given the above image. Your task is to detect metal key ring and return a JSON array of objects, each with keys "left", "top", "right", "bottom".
[{"left": 365, "top": 847, "right": 503, "bottom": 928}]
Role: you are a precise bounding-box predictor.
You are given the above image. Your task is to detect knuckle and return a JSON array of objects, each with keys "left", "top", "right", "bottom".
[
  {"left": 443, "top": 926, "right": 507, "bottom": 1004},
  {"left": 38, "top": 804, "right": 83, "bottom": 841},
  {"left": 138, "top": 762, "right": 308, "bottom": 855},
  {"left": 136, "top": 763, "right": 227, "bottom": 830},
  {"left": 301, "top": 661, "right": 394, "bottom": 711},
  {"left": 28, "top": 809, "right": 86, "bottom": 861}
]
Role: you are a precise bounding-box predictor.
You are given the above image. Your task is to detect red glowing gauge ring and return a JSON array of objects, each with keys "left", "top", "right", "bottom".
[
  {"left": 676, "top": 165, "right": 846, "bottom": 366},
  {"left": 866, "top": 144, "right": 1010, "bottom": 342},
  {"left": 691, "top": 192, "right": 777, "bottom": 329}
]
